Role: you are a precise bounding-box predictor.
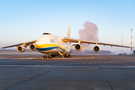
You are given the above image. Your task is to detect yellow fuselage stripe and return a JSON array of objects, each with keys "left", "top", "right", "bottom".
[{"left": 35, "top": 44, "right": 66, "bottom": 51}]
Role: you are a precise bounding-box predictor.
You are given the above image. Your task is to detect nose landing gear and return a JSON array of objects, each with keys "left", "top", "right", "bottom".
[
  {"left": 43, "top": 55, "right": 47, "bottom": 59},
  {"left": 43, "top": 54, "right": 52, "bottom": 59}
]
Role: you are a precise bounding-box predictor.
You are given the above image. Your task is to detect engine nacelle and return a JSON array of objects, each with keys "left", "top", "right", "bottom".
[
  {"left": 29, "top": 44, "right": 36, "bottom": 51},
  {"left": 93, "top": 46, "right": 100, "bottom": 52},
  {"left": 17, "top": 46, "right": 26, "bottom": 52},
  {"left": 75, "top": 44, "right": 81, "bottom": 51}
]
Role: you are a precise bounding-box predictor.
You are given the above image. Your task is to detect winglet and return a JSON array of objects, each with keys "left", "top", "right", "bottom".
[{"left": 67, "top": 26, "right": 70, "bottom": 38}]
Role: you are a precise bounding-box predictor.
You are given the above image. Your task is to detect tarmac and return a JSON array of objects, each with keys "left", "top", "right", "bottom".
[{"left": 0, "top": 54, "right": 135, "bottom": 90}]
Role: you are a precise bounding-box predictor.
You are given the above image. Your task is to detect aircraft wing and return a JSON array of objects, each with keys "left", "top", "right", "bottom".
[
  {"left": 62, "top": 38, "right": 134, "bottom": 48},
  {"left": 1, "top": 40, "right": 37, "bottom": 48}
]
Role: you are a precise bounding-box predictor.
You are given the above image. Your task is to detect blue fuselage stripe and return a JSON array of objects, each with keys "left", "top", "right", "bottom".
[{"left": 36, "top": 47, "right": 65, "bottom": 51}]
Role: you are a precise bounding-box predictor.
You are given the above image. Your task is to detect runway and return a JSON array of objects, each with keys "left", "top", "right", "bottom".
[{"left": 0, "top": 54, "right": 135, "bottom": 90}]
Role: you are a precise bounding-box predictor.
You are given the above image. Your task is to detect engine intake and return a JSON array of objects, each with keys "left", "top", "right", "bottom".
[
  {"left": 93, "top": 46, "right": 100, "bottom": 52},
  {"left": 75, "top": 44, "right": 81, "bottom": 51},
  {"left": 29, "top": 44, "right": 36, "bottom": 51},
  {"left": 17, "top": 46, "right": 26, "bottom": 52}
]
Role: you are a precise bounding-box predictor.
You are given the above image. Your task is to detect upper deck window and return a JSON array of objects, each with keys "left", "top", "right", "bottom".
[{"left": 43, "top": 33, "right": 50, "bottom": 35}]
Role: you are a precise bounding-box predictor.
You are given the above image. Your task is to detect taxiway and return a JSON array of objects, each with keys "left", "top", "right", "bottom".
[{"left": 0, "top": 54, "right": 135, "bottom": 90}]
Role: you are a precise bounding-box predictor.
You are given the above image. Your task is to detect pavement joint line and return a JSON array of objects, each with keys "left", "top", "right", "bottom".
[
  {"left": 101, "top": 68, "right": 113, "bottom": 90},
  {"left": 6, "top": 68, "right": 57, "bottom": 90}
]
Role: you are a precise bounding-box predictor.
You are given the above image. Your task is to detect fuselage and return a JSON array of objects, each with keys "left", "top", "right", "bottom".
[{"left": 35, "top": 32, "right": 73, "bottom": 56}]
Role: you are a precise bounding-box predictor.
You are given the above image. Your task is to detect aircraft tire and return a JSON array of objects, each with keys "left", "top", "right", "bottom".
[{"left": 43, "top": 55, "right": 47, "bottom": 59}]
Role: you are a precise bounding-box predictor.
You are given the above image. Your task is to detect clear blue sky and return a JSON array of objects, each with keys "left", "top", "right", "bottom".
[{"left": 0, "top": 0, "right": 135, "bottom": 53}]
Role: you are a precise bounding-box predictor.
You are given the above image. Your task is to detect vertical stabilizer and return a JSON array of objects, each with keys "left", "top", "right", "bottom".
[{"left": 67, "top": 26, "right": 70, "bottom": 38}]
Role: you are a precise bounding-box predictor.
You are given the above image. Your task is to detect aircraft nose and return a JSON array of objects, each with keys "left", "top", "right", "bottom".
[{"left": 35, "top": 44, "right": 42, "bottom": 48}]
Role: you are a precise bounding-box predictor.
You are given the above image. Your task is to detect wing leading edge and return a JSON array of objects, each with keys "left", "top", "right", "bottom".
[
  {"left": 1, "top": 40, "right": 37, "bottom": 48},
  {"left": 62, "top": 38, "right": 134, "bottom": 48}
]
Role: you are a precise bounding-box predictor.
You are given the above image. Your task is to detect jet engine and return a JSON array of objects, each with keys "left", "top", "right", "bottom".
[
  {"left": 93, "top": 46, "right": 100, "bottom": 52},
  {"left": 17, "top": 46, "right": 26, "bottom": 52},
  {"left": 29, "top": 44, "right": 36, "bottom": 51},
  {"left": 75, "top": 44, "right": 81, "bottom": 51}
]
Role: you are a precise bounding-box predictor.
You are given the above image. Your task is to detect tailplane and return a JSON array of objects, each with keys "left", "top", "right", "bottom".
[{"left": 67, "top": 26, "right": 70, "bottom": 38}]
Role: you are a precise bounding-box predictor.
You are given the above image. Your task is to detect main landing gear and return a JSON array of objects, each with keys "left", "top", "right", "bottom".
[
  {"left": 65, "top": 54, "right": 71, "bottom": 57},
  {"left": 43, "top": 53, "right": 71, "bottom": 59},
  {"left": 43, "top": 54, "right": 52, "bottom": 59}
]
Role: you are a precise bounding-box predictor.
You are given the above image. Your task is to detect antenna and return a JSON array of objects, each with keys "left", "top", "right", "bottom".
[{"left": 131, "top": 29, "right": 132, "bottom": 55}]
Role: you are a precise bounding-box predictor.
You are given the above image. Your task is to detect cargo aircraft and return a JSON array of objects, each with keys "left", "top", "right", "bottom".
[{"left": 1, "top": 27, "right": 134, "bottom": 59}]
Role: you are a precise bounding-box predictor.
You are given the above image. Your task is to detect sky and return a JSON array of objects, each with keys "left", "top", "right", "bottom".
[{"left": 0, "top": 0, "right": 135, "bottom": 53}]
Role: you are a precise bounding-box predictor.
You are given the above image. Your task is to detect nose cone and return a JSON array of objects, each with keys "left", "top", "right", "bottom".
[
  {"left": 36, "top": 36, "right": 50, "bottom": 44},
  {"left": 36, "top": 32, "right": 56, "bottom": 45},
  {"left": 35, "top": 34, "right": 58, "bottom": 52},
  {"left": 35, "top": 44, "right": 43, "bottom": 48}
]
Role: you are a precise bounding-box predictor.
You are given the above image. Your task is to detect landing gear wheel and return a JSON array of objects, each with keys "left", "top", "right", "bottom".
[
  {"left": 48, "top": 54, "right": 52, "bottom": 59},
  {"left": 48, "top": 55, "right": 52, "bottom": 59},
  {"left": 43, "top": 55, "right": 47, "bottom": 59},
  {"left": 68, "top": 55, "right": 71, "bottom": 57},
  {"left": 65, "top": 54, "right": 71, "bottom": 57}
]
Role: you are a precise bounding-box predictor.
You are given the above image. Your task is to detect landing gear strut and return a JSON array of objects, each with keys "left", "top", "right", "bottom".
[
  {"left": 43, "top": 54, "right": 47, "bottom": 59},
  {"left": 65, "top": 54, "right": 71, "bottom": 57},
  {"left": 48, "top": 53, "right": 52, "bottom": 59},
  {"left": 43, "top": 55, "right": 47, "bottom": 59},
  {"left": 43, "top": 53, "right": 52, "bottom": 59}
]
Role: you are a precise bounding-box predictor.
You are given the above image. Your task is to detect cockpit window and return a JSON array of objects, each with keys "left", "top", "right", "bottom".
[
  {"left": 50, "top": 39, "right": 55, "bottom": 42},
  {"left": 43, "top": 33, "right": 50, "bottom": 35}
]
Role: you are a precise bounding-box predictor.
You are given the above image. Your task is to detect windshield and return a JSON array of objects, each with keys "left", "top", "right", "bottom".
[{"left": 43, "top": 33, "right": 50, "bottom": 35}]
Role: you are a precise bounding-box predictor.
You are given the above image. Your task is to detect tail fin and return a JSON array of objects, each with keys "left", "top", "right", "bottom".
[{"left": 67, "top": 26, "right": 70, "bottom": 38}]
